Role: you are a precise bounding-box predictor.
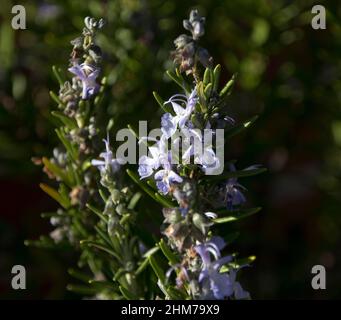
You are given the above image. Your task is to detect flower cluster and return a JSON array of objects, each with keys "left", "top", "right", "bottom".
[
  {"left": 172, "top": 9, "right": 212, "bottom": 75},
  {"left": 194, "top": 236, "right": 250, "bottom": 299},
  {"left": 136, "top": 10, "right": 262, "bottom": 300},
  {"left": 138, "top": 135, "right": 183, "bottom": 195},
  {"left": 138, "top": 87, "right": 221, "bottom": 195},
  {"left": 68, "top": 17, "right": 104, "bottom": 100},
  {"left": 35, "top": 17, "right": 148, "bottom": 299}
]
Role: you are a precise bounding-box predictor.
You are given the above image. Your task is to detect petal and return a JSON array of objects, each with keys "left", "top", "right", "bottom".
[
  {"left": 194, "top": 244, "right": 211, "bottom": 265},
  {"left": 91, "top": 159, "right": 105, "bottom": 167},
  {"left": 209, "top": 236, "right": 226, "bottom": 251},
  {"left": 149, "top": 146, "right": 161, "bottom": 162},
  {"left": 212, "top": 255, "right": 233, "bottom": 270},
  {"left": 182, "top": 145, "right": 194, "bottom": 163},
  {"left": 178, "top": 114, "right": 189, "bottom": 128},
  {"left": 110, "top": 160, "right": 121, "bottom": 173},
  {"left": 68, "top": 65, "right": 85, "bottom": 80},
  {"left": 234, "top": 282, "right": 250, "bottom": 300},
  {"left": 232, "top": 189, "right": 246, "bottom": 206},
  {"left": 88, "top": 68, "right": 100, "bottom": 81},
  {"left": 210, "top": 272, "right": 233, "bottom": 299},
  {"left": 138, "top": 164, "right": 153, "bottom": 179},
  {"left": 161, "top": 113, "right": 177, "bottom": 138},
  {"left": 81, "top": 83, "right": 89, "bottom": 99},
  {"left": 171, "top": 101, "right": 185, "bottom": 116},
  {"left": 168, "top": 170, "right": 183, "bottom": 184},
  {"left": 139, "top": 155, "right": 155, "bottom": 166},
  {"left": 204, "top": 212, "right": 217, "bottom": 219},
  {"left": 154, "top": 169, "right": 166, "bottom": 181},
  {"left": 198, "top": 269, "right": 208, "bottom": 283},
  {"left": 156, "top": 180, "right": 169, "bottom": 194}
]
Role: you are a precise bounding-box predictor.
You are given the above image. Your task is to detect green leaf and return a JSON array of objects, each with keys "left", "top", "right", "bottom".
[
  {"left": 213, "top": 207, "right": 262, "bottom": 224},
  {"left": 42, "top": 157, "right": 74, "bottom": 187},
  {"left": 166, "top": 70, "right": 190, "bottom": 93},
  {"left": 219, "top": 74, "right": 236, "bottom": 98},
  {"left": 164, "top": 286, "right": 186, "bottom": 300},
  {"left": 55, "top": 128, "right": 78, "bottom": 161},
  {"left": 127, "top": 124, "right": 139, "bottom": 139},
  {"left": 80, "top": 240, "right": 121, "bottom": 260},
  {"left": 86, "top": 203, "right": 108, "bottom": 223},
  {"left": 213, "top": 64, "right": 221, "bottom": 91},
  {"left": 119, "top": 285, "right": 138, "bottom": 300},
  {"left": 94, "top": 225, "right": 113, "bottom": 248},
  {"left": 89, "top": 280, "right": 116, "bottom": 290},
  {"left": 73, "top": 217, "right": 88, "bottom": 237},
  {"left": 135, "top": 246, "right": 160, "bottom": 276},
  {"left": 203, "top": 67, "right": 211, "bottom": 85},
  {"left": 220, "top": 255, "right": 257, "bottom": 272},
  {"left": 39, "top": 183, "right": 70, "bottom": 209},
  {"left": 99, "top": 189, "right": 108, "bottom": 202},
  {"left": 146, "top": 180, "right": 157, "bottom": 190},
  {"left": 67, "top": 284, "right": 98, "bottom": 295},
  {"left": 153, "top": 91, "right": 172, "bottom": 114},
  {"left": 158, "top": 239, "right": 179, "bottom": 265},
  {"left": 225, "top": 115, "right": 259, "bottom": 140},
  {"left": 24, "top": 235, "right": 69, "bottom": 249},
  {"left": 113, "top": 268, "right": 128, "bottom": 281},
  {"left": 204, "top": 83, "right": 213, "bottom": 98},
  {"left": 128, "top": 192, "right": 142, "bottom": 209},
  {"left": 51, "top": 111, "right": 77, "bottom": 129},
  {"left": 126, "top": 169, "right": 162, "bottom": 204},
  {"left": 52, "top": 65, "right": 64, "bottom": 85},
  {"left": 154, "top": 193, "right": 177, "bottom": 208},
  {"left": 149, "top": 255, "right": 166, "bottom": 284},
  {"left": 233, "top": 255, "right": 257, "bottom": 267},
  {"left": 135, "top": 257, "right": 150, "bottom": 275},
  {"left": 68, "top": 268, "right": 92, "bottom": 283},
  {"left": 143, "top": 246, "right": 160, "bottom": 258},
  {"left": 49, "top": 90, "right": 63, "bottom": 106}
]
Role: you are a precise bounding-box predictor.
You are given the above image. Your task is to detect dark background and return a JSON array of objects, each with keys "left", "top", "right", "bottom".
[{"left": 0, "top": 0, "right": 341, "bottom": 299}]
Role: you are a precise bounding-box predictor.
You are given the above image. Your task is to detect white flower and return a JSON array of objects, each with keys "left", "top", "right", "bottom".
[
  {"left": 91, "top": 135, "right": 120, "bottom": 173},
  {"left": 181, "top": 128, "right": 220, "bottom": 174},
  {"left": 138, "top": 136, "right": 169, "bottom": 179},
  {"left": 68, "top": 63, "right": 100, "bottom": 100},
  {"left": 154, "top": 160, "right": 183, "bottom": 195},
  {"left": 161, "top": 88, "right": 198, "bottom": 138}
]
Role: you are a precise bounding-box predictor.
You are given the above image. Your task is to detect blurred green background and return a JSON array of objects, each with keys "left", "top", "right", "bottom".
[{"left": 1, "top": 0, "right": 341, "bottom": 299}]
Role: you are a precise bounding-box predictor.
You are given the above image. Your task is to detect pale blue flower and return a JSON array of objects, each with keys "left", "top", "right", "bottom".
[
  {"left": 225, "top": 163, "right": 247, "bottom": 210},
  {"left": 181, "top": 128, "right": 220, "bottom": 174},
  {"left": 161, "top": 113, "right": 177, "bottom": 139},
  {"left": 225, "top": 164, "right": 261, "bottom": 210},
  {"left": 162, "top": 89, "right": 198, "bottom": 138},
  {"left": 68, "top": 63, "right": 100, "bottom": 99},
  {"left": 138, "top": 155, "right": 155, "bottom": 179},
  {"left": 154, "top": 159, "right": 183, "bottom": 195},
  {"left": 91, "top": 135, "right": 120, "bottom": 173},
  {"left": 138, "top": 136, "right": 169, "bottom": 179},
  {"left": 229, "top": 268, "right": 250, "bottom": 300},
  {"left": 194, "top": 236, "right": 233, "bottom": 299}
]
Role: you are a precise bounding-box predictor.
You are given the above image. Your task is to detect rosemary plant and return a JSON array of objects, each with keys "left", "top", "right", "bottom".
[{"left": 32, "top": 10, "right": 265, "bottom": 300}]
